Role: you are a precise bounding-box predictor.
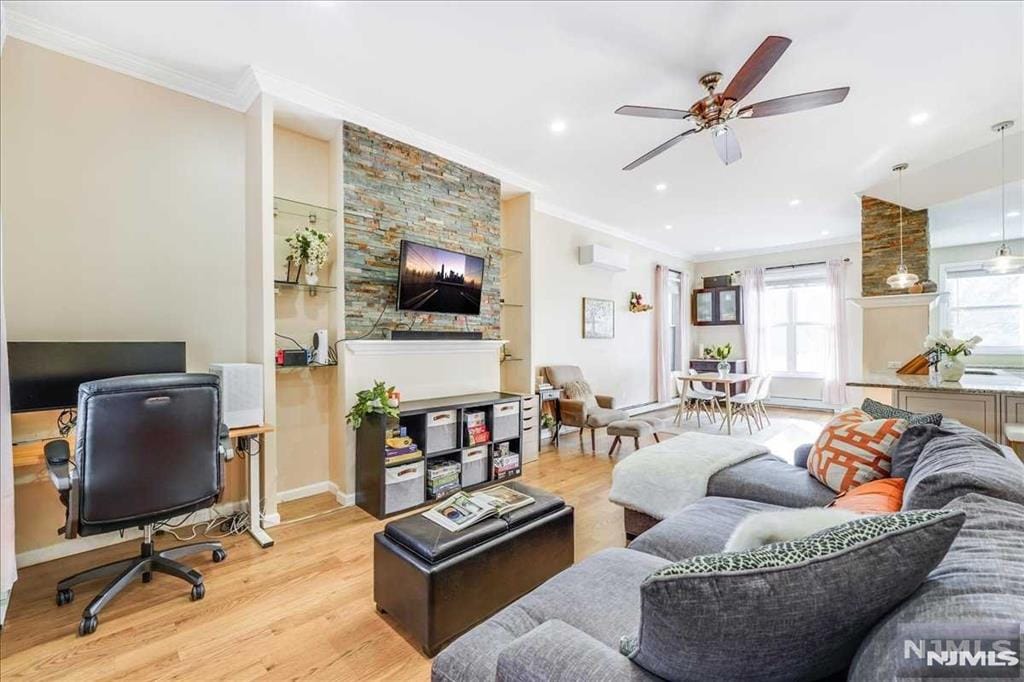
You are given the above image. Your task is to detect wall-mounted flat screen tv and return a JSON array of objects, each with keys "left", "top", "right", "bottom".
[{"left": 397, "top": 240, "right": 485, "bottom": 315}]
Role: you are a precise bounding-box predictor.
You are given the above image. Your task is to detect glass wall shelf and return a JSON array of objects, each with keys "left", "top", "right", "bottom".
[
  {"left": 276, "top": 361, "right": 338, "bottom": 372},
  {"left": 273, "top": 196, "right": 337, "bottom": 226},
  {"left": 273, "top": 280, "right": 337, "bottom": 297}
]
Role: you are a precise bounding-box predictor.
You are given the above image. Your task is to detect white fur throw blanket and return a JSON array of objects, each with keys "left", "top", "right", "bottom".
[{"left": 609, "top": 433, "right": 770, "bottom": 520}]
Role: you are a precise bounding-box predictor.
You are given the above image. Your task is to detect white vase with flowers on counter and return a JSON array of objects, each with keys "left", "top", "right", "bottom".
[{"left": 924, "top": 330, "right": 982, "bottom": 382}]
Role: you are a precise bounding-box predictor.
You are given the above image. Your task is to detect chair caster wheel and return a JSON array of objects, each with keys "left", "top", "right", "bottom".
[
  {"left": 56, "top": 588, "right": 74, "bottom": 606},
  {"left": 212, "top": 549, "right": 227, "bottom": 563},
  {"left": 191, "top": 583, "right": 206, "bottom": 601},
  {"left": 78, "top": 615, "right": 98, "bottom": 636}
]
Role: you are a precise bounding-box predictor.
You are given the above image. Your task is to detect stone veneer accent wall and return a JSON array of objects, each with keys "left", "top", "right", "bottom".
[
  {"left": 860, "top": 196, "right": 929, "bottom": 296},
  {"left": 343, "top": 123, "right": 501, "bottom": 338}
]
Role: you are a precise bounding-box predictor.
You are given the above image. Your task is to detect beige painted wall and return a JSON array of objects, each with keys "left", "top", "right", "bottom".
[
  {"left": 692, "top": 242, "right": 864, "bottom": 405},
  {"left": 1, "top": 39, "right": 248, "bottom": 556},
  {"left": 531, "top": 211, "right": 691, "bottom": 408},
  {"left": 272, "top": 126, "right": 335, "bottom": 495}
]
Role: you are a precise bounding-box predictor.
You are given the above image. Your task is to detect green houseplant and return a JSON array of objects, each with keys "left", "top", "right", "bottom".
[{"left": 346, "top": 381, "right": 400, "bottom": 430}]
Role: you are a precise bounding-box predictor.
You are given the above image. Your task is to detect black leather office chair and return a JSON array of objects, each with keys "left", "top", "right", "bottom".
[{"left": 45, "top": 373, "right": 229, "bottom": 636}]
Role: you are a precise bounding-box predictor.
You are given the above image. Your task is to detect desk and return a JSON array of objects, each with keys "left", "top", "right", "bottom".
[
  {"left": 12, "top": 424, "right": 276, "bottom": 549},
  {"left": 677, "top": 373, "right": 754, "bottom": 435}
]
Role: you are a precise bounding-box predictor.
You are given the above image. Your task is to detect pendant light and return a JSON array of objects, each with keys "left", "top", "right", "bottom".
[
  {"left": 985, "top": 120, "right": 1023, "bottom": 274},
  {"left": 886, "top": 162, "right": 920, "bottom": 289}
]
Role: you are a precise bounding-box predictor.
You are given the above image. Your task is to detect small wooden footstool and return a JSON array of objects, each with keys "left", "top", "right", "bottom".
[{"left": 607, "top": 418, "right": 661, "bottom": 456}]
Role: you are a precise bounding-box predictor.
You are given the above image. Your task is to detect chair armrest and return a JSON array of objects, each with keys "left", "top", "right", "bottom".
[
  {"left": 558, "top": 399, "right": 587, "bottom": 427},
  {"left": 44, "top": 440, "right": 72, "bottom": 491},
  {"left": 595, "top": 394, "right": 615, "bottom": 409},
  {"left": 45, "top": 439, "right": 79, "bottom": 539},
  {"left": 495, "top": 620, "right": 658, "bottom": 682}
]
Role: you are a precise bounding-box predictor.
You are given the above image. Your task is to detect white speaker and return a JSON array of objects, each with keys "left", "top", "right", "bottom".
[
  {"left": 209, "top": 363, "right": 264, "bottom": 428},
  {"left": 312, "top": 329, "right": 329, "bottom": 365}
]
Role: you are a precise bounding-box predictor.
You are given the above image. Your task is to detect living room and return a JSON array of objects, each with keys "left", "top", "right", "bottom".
[{"left": 1, "top": 2, "right": 1022, "bottom": 680}]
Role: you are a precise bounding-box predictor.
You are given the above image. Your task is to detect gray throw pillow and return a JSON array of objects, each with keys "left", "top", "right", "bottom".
[
  {"left": 902, "top": 429, "right": 1024, "bottom": 511},
  {"left": 861, "top": 397, "right": 942, "bottom": 426},
  {"left": 889, "top": 424, "right": 954, "bottom": 479},
  {"left": 562, "top": 379, "right": 598, "bottom": 409},
  {"left": 621, "top": 509, "right": 966, "bottom": 682}
]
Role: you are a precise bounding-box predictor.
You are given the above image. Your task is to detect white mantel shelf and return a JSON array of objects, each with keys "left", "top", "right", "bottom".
[
  {"left": 344, "top": 339, "right": 508, "bottom": 356},
  {"left": 847, "top": 293, "right": 946, "bottom": 309}
]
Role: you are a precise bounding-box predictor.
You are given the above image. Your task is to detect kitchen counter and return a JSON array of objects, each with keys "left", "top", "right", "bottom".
[{"left": 848, "top": 370, "right": 1024, "bottom": 396}]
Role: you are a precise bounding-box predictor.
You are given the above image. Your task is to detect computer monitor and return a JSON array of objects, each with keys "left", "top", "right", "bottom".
[{"left": 8, "top": 341, "right": 186, "bottom": 413}]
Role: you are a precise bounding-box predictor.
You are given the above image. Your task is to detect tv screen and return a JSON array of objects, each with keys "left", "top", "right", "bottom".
[
  {"left": 397, "top": 240, "right": 485, "bottom": 315},
  {"left": 8, "top": 341, "right": 186, "bottom": 413}
]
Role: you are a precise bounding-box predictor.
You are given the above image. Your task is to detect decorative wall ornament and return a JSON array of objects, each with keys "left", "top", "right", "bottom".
[
  {"left": 629, "top": 291, "right": 654, "bottom": 313},
  {"left": 582, "top": 298, "right": 615, "bottom": 339}
]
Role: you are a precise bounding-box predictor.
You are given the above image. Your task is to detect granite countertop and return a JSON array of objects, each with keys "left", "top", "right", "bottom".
[{"left": 848, "top": 370, "right": 1024, "bottom": 395}]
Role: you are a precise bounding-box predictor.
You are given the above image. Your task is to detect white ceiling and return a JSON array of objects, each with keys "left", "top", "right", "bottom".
[
  {"left": 4, "top": 1, "right": 1022, "bottom": 260},
  {"left": 929, "top": 182, "right": 1024, "bottom": 249}
]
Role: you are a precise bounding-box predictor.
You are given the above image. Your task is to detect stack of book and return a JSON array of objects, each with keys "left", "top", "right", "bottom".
[
  {"left": 492, "top": 442, "right": 519, "bottom": 479},
  {"left": 465, "top": 411, "right": 490, "bottom": 445},
  {"left": 427, "top": 460, "right": 461, "bottom": 498},
  {"left": 385, "top": 432, "right": 422, "bottom": 467}
]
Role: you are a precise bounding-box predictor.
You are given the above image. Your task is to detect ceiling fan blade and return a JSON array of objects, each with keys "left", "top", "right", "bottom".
[
  {"left": 722, "top": 35, "right": 792, "bottom": 103},
  {"left": 737, "top": 87, "right": 850, "bottom": 118},
  {"left": 615, "top": 105, "right": 691, "bottom": 120},
  {"left": 711, "top": 126, "right": 742, "bottom": 165},
  {"left": 622, "top": 130, "right": 697, "bottom": 171}
]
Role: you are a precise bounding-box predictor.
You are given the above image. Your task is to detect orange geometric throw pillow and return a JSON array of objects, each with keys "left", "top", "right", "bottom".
[
  {"left": 830, "top": 477, "right": 906, "bottom": 513},
  {"left": 807, "top": 408, "right": 907, "bottom": 493}
]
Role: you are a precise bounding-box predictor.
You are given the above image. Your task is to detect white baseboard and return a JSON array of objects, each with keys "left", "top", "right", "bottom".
[
  {"left": 15, "top": 501, "right": 243, "bottom": 569},
  {"left": 276, "top": 480, "right": 354, "bottom": 509}
]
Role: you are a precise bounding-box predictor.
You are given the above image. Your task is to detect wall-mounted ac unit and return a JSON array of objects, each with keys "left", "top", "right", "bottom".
[{"left": 578, "top": 244, "right": 628, "bottom": 272}]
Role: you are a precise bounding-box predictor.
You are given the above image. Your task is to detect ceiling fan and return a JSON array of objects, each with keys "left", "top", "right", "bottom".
[{"left": 616, "top": 36, "right": 849, "bottom": 169}]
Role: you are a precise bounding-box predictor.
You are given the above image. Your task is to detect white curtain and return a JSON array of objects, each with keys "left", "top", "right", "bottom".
[
  {"left": 654, "top": 265, "right": 671, "bottom": 402},
  {"left": 742, "top": 266, "right": 767, "bottom": 373},
  {"left": 0, "top": 216, "right": 15, "bottom": 626},
  {"left": 677, "top": 270, "right": 691, "bottom": 389},
  {"left": 823, "top": 258, "right": 849, "bottom": 406}
]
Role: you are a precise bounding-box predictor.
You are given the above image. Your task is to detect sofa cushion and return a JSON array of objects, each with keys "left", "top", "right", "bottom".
[
  {"left": 850, "top": 494, "right": 1024, "bottom": 681},
  {"left": 807, "top": 408, "right": 907, "bottom": 492},
  {"left": 629, "top": 496, "right": 784, "bottom": 561},
  {"left": 622, "top": 509, "right": 966, "bottom": 682},
  {"left": 707, "top": 453, "right": 836, "bottom": 508},
  {"left": 585, "top": 406, "right": 629, "bottom": 428},
  {"left": 544, "top": 365, "right": 584, "bottom": 389},
  {"left": 889, "top": 424, "right": 952, "bottom": 479},
  {"left": 861, "top": 397, "right": 943, "bottom": 426},
  {"left": 903, "top": 428, "right": 1024, "bottom": 510},
  {"left": 432, "top": 548, "right": 669, "bottom": 682}
]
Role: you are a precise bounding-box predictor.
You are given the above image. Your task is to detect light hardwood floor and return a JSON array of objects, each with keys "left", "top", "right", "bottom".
[{"left": 0, "top": 406, "right": 828, "bottom": 681}]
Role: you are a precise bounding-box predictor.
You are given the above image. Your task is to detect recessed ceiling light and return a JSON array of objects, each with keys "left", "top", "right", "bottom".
[
  {"left": 1007, "top": 211, "right": 1021, "bottom": 218},
  {"left": 909, "top": 112, "right": 930, "bottom": 126},
  {"left": 789, "top": 199, "right": 801, "bottom": 207},
  {"left": 549, "top": 119, "right": 567, "bottom": 134},
  {"left": 713, "top": 246, "right": 722, "bottom": 252},
  {"left": 821, "top": 230, "right": 830, "bottom": 236},
  {"left": 664, "top": 224, "right": 673, "bottom": 230},
  {"left": 655, "top": 183, "right": 667, "bottom": 191}
]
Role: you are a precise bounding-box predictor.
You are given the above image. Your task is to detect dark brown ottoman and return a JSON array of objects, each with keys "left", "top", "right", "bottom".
[{"left": 373, "top": 481, "right": 574, "bottom": 656}]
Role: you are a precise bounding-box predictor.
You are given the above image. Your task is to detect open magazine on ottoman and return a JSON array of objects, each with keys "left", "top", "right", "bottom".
[{"left": 422, "top": 485, "right": 535, "bottom": 532}]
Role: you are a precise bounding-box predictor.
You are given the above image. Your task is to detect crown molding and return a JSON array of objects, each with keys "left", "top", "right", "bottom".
[
  {"left": 690, "top": 234, "right": 861, "bottom": 264},
  {"left": 4, "top": 9, "right": 252, "bottom": 111},
  {"left": 533, "top": 200, "right": 691, "bottom": 262}
]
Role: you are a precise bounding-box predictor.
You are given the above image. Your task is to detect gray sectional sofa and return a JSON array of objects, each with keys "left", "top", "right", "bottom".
[{"left": 432, "top": 421, "right": 1024, "bottom": 681}]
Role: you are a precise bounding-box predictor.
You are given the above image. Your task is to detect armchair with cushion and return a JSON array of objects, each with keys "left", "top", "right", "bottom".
[
  {"left": 46, "top": 373, "right": 230, "bottom": 636},
  {"left": 543, "top": 365, "right": 627, "bottom": 452}
]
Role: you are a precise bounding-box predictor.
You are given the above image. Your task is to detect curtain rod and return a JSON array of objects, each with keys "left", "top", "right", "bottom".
[{"left": 763, "top": 257, "right": 850, "bottom": 272}]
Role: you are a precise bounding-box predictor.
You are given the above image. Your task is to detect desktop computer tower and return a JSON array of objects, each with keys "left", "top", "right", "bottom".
[{"left": 209, "top": 363, "right": 264, "bottom": 428}]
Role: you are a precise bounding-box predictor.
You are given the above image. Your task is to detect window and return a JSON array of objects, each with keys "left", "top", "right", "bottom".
[
  {"left": 667, "top": 270, "right": 682, "bottom": 371},
  {"left": 764, "top": 266, "right": 828, "bottom": 376},
  {"left": 939, "top": 262, "right": 1024, "bottom": 355}
]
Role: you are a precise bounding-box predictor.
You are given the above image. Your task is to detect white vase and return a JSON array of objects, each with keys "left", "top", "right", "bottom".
[
  {"left": 717, "top": 360, "right": 730, "bottom": 378},
  {"left": 305, "top": 265, "right": 319, "bottom": 286},
  {"left": 939, "top": 355, "right": 965, "bottom": 382}
]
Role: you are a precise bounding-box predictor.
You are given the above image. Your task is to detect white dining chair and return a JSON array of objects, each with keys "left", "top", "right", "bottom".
[
  {"left": 755, "top": 375, "right": 773, "bottom": 426},
  {"left": 688, "top": 369, "right": 724, "bottom": 421},
  {"left": 720, "top": 376, "right": 764, "bottom": 435},
  {"left": 675, "top": 375, "right": 716, "bottom": 427}
]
